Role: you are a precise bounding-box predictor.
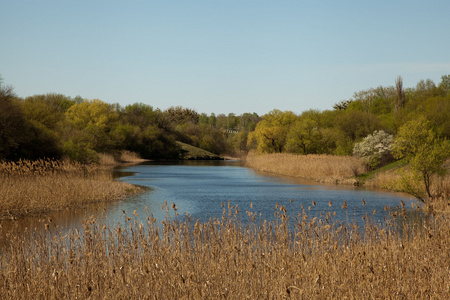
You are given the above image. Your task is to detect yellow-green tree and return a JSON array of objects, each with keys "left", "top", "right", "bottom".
[
  {"left": 392, "top": 117, "right": 450, "bottom": 202},
  {"left": 285, "top": 117, "right": 322, "bottom": 154},
  {"left": 247, "top": 110, "right": 296, "bottom": 153},
  {"left": 64, "top": 99, "right": 118, "bottom": 161}
]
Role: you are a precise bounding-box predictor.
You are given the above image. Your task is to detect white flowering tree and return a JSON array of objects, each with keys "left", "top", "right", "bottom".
[{"left": 353, "top": 130, "right": 394, "bottom": 169}]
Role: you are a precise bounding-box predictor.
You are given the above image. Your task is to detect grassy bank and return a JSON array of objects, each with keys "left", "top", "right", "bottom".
[
  {"left": 245, "top": 153, "right": 366, "bottom": 185},
  {"left": 177, "top": 141, "right": 223, "bottom": 160},
  {"left": 363, "top": 163, "right": 450, "bottom": 212},
  {"left": 245, "top": 153, "right": 450, "bottom": 212},
  {"left": 0, "top": 205, "right": 448, "bottom": 298},
  {"left": 0, "top": 153, "right": 145, "bottom": 219}
]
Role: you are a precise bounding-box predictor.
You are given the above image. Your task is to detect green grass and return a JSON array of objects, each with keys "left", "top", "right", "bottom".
[
  {"left": 357, "top": 159, "right": 407, "bottom": 182},
  {"left": 177, "top": 141, "right": 223, "bottom": 160}
]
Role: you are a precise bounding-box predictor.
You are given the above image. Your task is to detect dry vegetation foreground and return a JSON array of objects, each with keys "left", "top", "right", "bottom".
[
  {"left": 0, "top": 154, "right": 145, "bottom": 218},
  {"left": 0, "top": 205, "right": 449, "bottom": 299},
  {"left": 0, "top": 154, "right": 449, "bottom": 298}
]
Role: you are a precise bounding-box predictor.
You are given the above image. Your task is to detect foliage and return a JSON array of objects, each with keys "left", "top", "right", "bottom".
[
  {"left": 0, "top": 85, "right": 27, "bottom": 160},
  {"left": 285, "top": 117, "right": 322, "bottom": 154},
  {"left": 247, "top": 110, "right": 296, "bottom": 153},
  {"left": 392, "top": 117, "right": 450, "bottom": 201},
  {"left": 353, "top": 130, "right": 394, "bottom": 169},
  {"left": 1, "top": 73, "right": 450, "bottom": 162}
]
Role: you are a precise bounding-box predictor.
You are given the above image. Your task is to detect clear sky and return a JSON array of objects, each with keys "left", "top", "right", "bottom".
[{"left": 1, "top": 0, "right": 449, "bottom": 115}]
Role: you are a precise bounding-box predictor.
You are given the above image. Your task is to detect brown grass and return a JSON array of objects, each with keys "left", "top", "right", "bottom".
[
  {"left": 245, "top": 153, "right": 366, "bottom": 184},
  {"left": 0, "top": 204, "right": 448, "bottom": 299},
  {"left": 98, "top": 151, "right": 149, "bottom": 165},
  {"left": 246, "top": 153, "right": 450, "bottom": 212},
  {"left": 0, "top": 158, "right": 144, "bottom": 218},
  {"left": 365, "top": 168, "right": 450, "bottom": 212}
]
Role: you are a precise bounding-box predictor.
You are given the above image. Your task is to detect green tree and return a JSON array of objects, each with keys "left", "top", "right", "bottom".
[
  {"left": 438, "top": 75, "right": 450, "bottom": 95},
  {"left": 0, "top": 84, "right": 27, "bottom": 160},
  {"left": 285, "top": 117, "right": 321, "bottom": 154},
  {"left": 247, "top": 110, "right": 296, "bottom": 153},
  {"left": 392, "top": 117, "right": 450, "bottom": 202},
  {"left": 62, "top": 99, "right": 119, "bottom": 160},
  {"left": 334, "top": 110, "right": 381, "bottom": 154}
]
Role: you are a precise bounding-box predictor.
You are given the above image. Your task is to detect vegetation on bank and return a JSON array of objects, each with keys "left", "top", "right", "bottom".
[
  {"left": 177, "top": 141, "right": 223, "bottom": 160},
  {"left": 1, "top": 73, "right": 449, "bottom": 203},
  {"left": 1, "top": 75, "right": 449, "bottom": 162},
  {"left": 1, "top": 73, "right": 449, "bottom": 298},
  {"left": 245, "top": 153, "right": 366, "bottom": 185},
  {"left": 0, "top": 155, "right": 145, "bottom": 219},
  {"left": 1, "top": 205, "right": 449, "bottom": 298},
  {"left": 246, "top": 152, "right": 450, "bottom": 212}
]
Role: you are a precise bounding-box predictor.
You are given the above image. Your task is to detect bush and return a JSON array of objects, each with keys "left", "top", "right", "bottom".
[{"left": 353, "top": 130, "right": 394, "bottom": 169}]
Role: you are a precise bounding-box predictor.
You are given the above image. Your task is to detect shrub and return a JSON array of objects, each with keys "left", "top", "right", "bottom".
[{"left": 353, "top": 130, "right": 394, "bottom": 169}]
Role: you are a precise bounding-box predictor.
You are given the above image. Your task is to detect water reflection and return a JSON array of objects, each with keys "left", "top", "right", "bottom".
[
  {"left": 1, "top": 160, "right": 424, "bottom": 248},
  {"left": 114, "top": 160, "right": 422, "bottom": 225}
]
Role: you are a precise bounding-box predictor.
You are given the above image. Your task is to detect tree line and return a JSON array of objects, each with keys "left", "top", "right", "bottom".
[
  {"left": 1, "top": 75, "right": 449, "bottom": 164},
  {"left": 0, "top": 78, "right": 260, "bottom": 162},
  {"left": 249, "top": 75, "right": 449, "bottom": 157}
]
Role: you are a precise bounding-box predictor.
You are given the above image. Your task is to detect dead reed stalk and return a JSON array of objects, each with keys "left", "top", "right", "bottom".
[
  {"left": 0, "top": 158, "right": 143, "bottom": 218},
  {"left": 245, "top": 153, "right": 366, "bottom": 184},
  {"left": 0, "top": 205, "right": 448, "bottom": 299}
]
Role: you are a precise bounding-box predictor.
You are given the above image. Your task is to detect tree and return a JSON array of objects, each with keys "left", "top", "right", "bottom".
[
  {"left": 0, "top": 84, "right": 27, "bottom": 160},
  {"left": 392, "top": 117, "right": 450, "bottom": 202},
  {"left": 285, "top": 117, "right": 322, "bottom": 154},
  {"left": 247, "top": 110, "right": 296, "bottom": 153},
  {"left": 353, "top": 130, "right": 394, "bottom": 169},
  {"left": 60, "top": 99, "right": 121, "bottom": 161},
  {"left": 333, "top": 100, "right": 353, "bottom": 110},
  {"left": 394, "top": 76, "right": 405, "bottom": 114},
  {"left": 333, "top": 110, "right": 381, "bottom": 154},
  {"left": 163, "top": 106, "right": 199, "bottom": 126},
  {"left": 438, "top": 75, "right": 450, "bottom": 95}
]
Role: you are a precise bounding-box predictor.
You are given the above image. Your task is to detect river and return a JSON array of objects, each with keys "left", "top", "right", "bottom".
[
  {"left": 0, "top": 160, "right": 421, "bottom": 245},
  {"left": 111, "top": 160, "right": 419, "bottom": 225}
]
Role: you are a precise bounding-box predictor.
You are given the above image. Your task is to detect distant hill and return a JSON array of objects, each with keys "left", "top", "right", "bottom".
[{"left": 176, "top": 142, "right": 223, "bottom": 160}]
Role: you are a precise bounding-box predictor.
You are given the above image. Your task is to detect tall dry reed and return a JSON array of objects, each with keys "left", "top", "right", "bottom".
[
  {"left": 0, "top": 158, "right": 143, "bottom": 218},
  {"left": 245, "top": 153, "right": 366, "bottom": 184},
  {"left": 0, "top": 203, "right": 448, "bottom": 299}
]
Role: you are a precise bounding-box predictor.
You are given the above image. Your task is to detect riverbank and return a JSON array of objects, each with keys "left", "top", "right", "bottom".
[
  {"left": 245, "top": 152, "right": 366, "bottom": 185},
  {"left": 245, "top": 153, "right": 450, "bottom": 212},
  {"left": 0, "top": 152, "right": 146, "bottom": 219}
]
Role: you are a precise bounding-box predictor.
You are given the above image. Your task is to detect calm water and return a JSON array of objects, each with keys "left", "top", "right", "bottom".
[
  {"left": 111, "top": 160, "right": 419, "bottom": 225},
  {"left": 0, "top": 160, "right": 421, "bottom": 245}
]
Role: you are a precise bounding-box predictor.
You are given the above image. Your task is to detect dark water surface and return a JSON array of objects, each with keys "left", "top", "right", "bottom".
[{"left": 1, "top": 160, "right": 422, "bottom": 246}]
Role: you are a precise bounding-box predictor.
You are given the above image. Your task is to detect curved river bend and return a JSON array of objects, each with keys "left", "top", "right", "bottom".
[
  {"left": 0, "top": 160, "right": 421, "bottom": 244},
  {"left": 111, "top": 160, "right": 418, "bottom": 225}
]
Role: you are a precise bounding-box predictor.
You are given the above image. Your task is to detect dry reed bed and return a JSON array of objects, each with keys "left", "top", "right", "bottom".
[
  {"left": 246, "top": 154, "right": 450, "bottom": 211},
  {"left": 365, "top": 169, "right": 450, "bottom": 198},
  {"left": 245, "top": 153, "right": 366, "bottom": 184},
  {"left": 0, "top": 159, "right": 143, "bottom": 218},
  {"left": 0, "top": 204, "right": 448, "bottom": 299}
]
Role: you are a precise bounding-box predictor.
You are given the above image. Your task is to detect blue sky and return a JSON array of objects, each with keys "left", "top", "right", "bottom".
[{"left": 1, "top": 1, "right": 449, "bottom": 115}]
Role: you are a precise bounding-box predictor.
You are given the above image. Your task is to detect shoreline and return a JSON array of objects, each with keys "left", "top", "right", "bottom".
[
  {"left": 0, "top": 156, "right": 148, "bottom": 220},
  {"left": 244, "top": 153, "right": 450, "bottom": 213}
]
